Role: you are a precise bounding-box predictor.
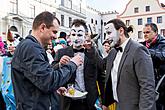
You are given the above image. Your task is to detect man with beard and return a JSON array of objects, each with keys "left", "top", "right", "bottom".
[
  {"left": 102, "top": 19, "right": 156, "bottom": 110},
  {"left": 142, "top": 23, "right": 165, "bottom": 110},
  {"left": 54, "top": 19, "right": 104, "bottom": 110}
]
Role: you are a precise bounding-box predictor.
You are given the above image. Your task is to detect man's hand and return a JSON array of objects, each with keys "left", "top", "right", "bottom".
[
  {"left": 84, "top": 40, "right": 93, "bottom": 50},
  {"left": 57, "top": 87, "right": 67, "bottom": 95},
  {"left": 70, "top": 54, "right": 83, "bottom": 66},
  {"left": 83, "top": 36, "right": 93, "bottom": 50},
  {"left": 60, "top": 55, "right": 71, "bottom": 65}
]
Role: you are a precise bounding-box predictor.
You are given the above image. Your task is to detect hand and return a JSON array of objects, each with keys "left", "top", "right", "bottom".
[
  {"left": 46, "top": 49, "right": 52, "bottom": 54},
  {"left": 57, "top": 87, "right": 67, "bottom": 95},
  {"left": 70, "top": 54, "right": 83, "bottom": 66},
  {"left": 60, "top": 55, "right": 71, "bottom": 65},
  {"left": 102, "top": 105, "right": 109, "bottom": 110},
  {"left": 83, "top": 36, "right": 93, "bottom": 50},
  {"left": 83, "top": 40, "right": 93, "bottom": 50}
]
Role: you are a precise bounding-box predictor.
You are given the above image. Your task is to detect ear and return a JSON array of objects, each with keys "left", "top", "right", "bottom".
[
  {"left": 39, "top": 23, "right": 46, "bottom": 32},
  {"left": 119, "top": 27, "right": 124, "bottom": 35}
]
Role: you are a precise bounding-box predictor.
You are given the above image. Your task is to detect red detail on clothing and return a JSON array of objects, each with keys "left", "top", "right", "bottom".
[{"left": 146, "top": 35, "right": 158, "bottom": 48}]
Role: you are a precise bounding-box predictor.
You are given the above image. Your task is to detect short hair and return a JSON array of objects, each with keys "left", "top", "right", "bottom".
[
  {"left": 59, "top": 32, "right": 67, "bottom": 40},
  {"left": 102, "top": 40, "right": 111, "bottom": 45},
  {"left": 106, "top": 19, "right": 131, "bottom": 38},
  {"left": 145, "top": 23, "right": 158, "bottom": 33},
  {"left": 32, "top": 11, "right": 60, "bottom": 30},
  {"left": 71, "top": 19, "right": 88, "bottom": 33}
]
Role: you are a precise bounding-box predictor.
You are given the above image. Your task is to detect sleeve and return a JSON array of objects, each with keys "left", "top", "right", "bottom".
[
  {"left": 149, "top": 44, "right": 165, "bottom": 63},
  {"left": 134, "top": 46, "right": 156, "bottom": 110},
  {"left": 22, "top": 45, "right": 77, "bottom": 93}
]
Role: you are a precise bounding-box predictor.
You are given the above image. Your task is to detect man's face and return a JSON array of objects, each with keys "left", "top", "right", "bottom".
[
  {"left": 42, "top": 19, "right": 59, "bottom": 47},
  {"left": 103, "top": 42, "right": 111, "bottom": 53},
  {"left": 105, "top": 23, "right": 120, "bottom": 47},
  {"left": 143, "top": 26, "right": 157, "bottom": 43},
  {"left": 70, "top": 25, "right": 86, "bottom": 48}
]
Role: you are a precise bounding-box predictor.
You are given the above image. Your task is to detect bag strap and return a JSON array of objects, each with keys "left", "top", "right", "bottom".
[{"left": 156, "top": 74, "right": 165, "bottom": 91}]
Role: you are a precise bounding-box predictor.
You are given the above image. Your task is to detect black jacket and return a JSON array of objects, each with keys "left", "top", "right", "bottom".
[
  {"left": 11, "top": 35, "right": 77, "bottom": 110},
  {"left": 53, "top": 46, "right": 104, "bottom": 110},
  {"left": 141, "top": 34, "right": 165, "bottom": 104}
]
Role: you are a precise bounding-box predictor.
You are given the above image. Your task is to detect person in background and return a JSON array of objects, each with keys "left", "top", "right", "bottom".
[
  {"left": 0, "top": 37, "right": 6, "bottom": 56},
  {"left": 11, "top": 11, "right": 83, "bottom": 110},
  {"left": 0, "top": 37, "right": 6, "bottom": 110},
  {"left": 102, "top": 19, "right": 156, "bottom": 110},
  {"left": 59, "top": 32, "right": 67, "bottom": 41},
  {"left": 54, "top": 19, "right": 104, "bottom": 110},
  {"left": 142, "top": 23, "right": 165, "bottom": 110},
  {"left": 0, "top": 36, "right": 16, "bottom": 110},
  {"left": 102, "top": 40, "right": 111, "bottom": 54},
  {"left": 45, "top": 43, "right": 54, "bottom": 64}
]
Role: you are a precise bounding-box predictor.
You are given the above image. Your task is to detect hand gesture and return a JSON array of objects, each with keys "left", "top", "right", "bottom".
[
  {"left": 60, "top": 55, "right": 71, "bottom": 65},
  {"left": 83, "top": 36, "right": 93, "bottom": 50}
]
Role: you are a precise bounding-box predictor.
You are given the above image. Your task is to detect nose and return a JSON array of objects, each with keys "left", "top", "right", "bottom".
[{"left": 52, "top": 34, "right": 57, "bottom": 40}]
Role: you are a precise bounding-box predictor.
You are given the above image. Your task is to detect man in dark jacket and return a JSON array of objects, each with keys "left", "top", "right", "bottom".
[
  {"left": 11, "top": 11, "right": 83, "bottom": 110},
  {"left": 142, "top": 23, "right": 165, "bottom": 110}
]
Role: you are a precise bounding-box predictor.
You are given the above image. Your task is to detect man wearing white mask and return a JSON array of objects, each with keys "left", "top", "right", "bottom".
[
  {"left": 54, "top": 19, "right": 104, "bottom": 110},
  {"left": 102, "top": 19, "right": 156, "bottom": 110}
]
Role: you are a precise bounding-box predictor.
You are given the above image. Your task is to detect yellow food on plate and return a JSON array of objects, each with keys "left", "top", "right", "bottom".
[{"left": 68, "top": 88, "right": 75, "bottom": 95}]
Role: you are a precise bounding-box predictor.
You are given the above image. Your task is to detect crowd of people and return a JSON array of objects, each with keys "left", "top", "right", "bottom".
[{"left": 0, "top": 11, "right": 165, "bottom": 110}]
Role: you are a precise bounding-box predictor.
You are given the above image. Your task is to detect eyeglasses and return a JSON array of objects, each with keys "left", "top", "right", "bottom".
[{"left": 143, "top": 31, "right": 151, "bottom": 34}]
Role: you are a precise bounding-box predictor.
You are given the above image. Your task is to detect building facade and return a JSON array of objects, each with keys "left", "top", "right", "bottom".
[
  {"left": 56, "top": 0, "right": 86, "bottom": 35},
  {"left": 0, "top": 0, "right": 58, "bottom": 40},
  {"left": 118, "top": 0, "right": 165, "bottom": 42},
  {"left": 0, "top": 0, "right": 118, "bottom": 42}
]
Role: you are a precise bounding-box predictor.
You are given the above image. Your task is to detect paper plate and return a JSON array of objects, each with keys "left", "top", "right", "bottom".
[{"left": 64, "top": 89, "right": 88, "bottom": 99}]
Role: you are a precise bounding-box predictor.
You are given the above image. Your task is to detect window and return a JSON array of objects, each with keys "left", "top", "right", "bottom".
[
  {"left": 157, "top": 16, "right": 162, "bottom": 23},
  {"left": 29, "top": 4, "right": 35, "bottom": 18},
  {"left": 95, "top": 20, "right": 97, "bottom": 25},
  {"left": 69, "top": 17, "right": 72, "bottom": 28},
  {"left": 134, "top": 7, "right": 139, "bottom": 13},
  {"left": 10, "top": 0, "right": 17, "bottom": 14},
  {"left": 160, "top": 29, "right": 165, "bottom": 36},
  {"left": 61, "top": 0, "right": 64, "bottom": 6},
  {"left": 126, "top": 20, "right": 130, "bottom": 26},
  {"left": 138, "top": 18, "right": 142, "bottom": 25},
  {"left": 138, "top": 31, "right": 143, "bottom": 39},
  {"left": 52, "top": 12, "right": 56, "bottom": 16},
  {"left": 104, "top": 22, "right": 106, "bottom": 26},
  {"left": 146, "top": 6, "right": 150, "bottom": 12},
  {"left": 61, "top": 15, "right": 64, "bottom": 26},
  {"left": 104, "top": 33, "right": 106, "bottom": 39},
  {"left": 91, "top": 19, "right": 93, "bottom": 23},
  {"left": 147, "top": 17, "right": 152, "bottom": 23}
]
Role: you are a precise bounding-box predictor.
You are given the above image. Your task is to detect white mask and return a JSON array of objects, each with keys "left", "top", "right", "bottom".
[
  {"left": 70, "top": 25, "right": 86, "bottom": 48},
  {"left": 105, "top": 23, "right": 120, "bottom": 47}
]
